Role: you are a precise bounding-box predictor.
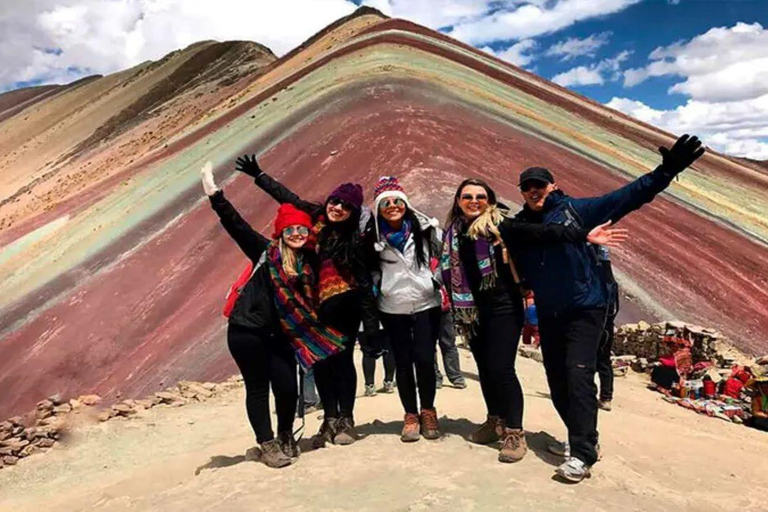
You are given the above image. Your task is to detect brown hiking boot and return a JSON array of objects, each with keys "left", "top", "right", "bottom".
[
  {"left": 401, "top": 413, "right": 421, "bottom": 443},
  {"left": 278, "top": 431, "right": 301, "bottom": 460},
  {"left": 333, "top": 416, "right": 358, "bottom": 446},
  {"left": 498, "top": 428, "right": 527, "bottom": 463},
  {"left": 420, "top": 408, "right": 441, "bottom": 440},
  {"left": 259, "top": 439, "right": 293, "bottom": 468},
  {"left": 469, "top": 415, "right": 504, "bottom": 445},
  {"left": 311, "top": 417, "right": 337, "bottom": 448}
]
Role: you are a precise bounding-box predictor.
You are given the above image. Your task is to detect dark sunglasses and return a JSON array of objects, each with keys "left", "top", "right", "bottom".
[
  {"left": 379, "top": 197, "right": 406, "bottom": 210},
  {"left": 328, "top": 197, "right": 352, "bottom": 211},
  {"left": 283, "top": 226, "right": 310, "bottom": 236},
  {"left": 520, "top": 180, "right": 549, "bottom": 193},
  {"left": 460, "top": 193, "right": 488, "bottom": 202}
]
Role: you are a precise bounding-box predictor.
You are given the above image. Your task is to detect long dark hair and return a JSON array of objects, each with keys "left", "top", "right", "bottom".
[
  {"left": 445, "top": 178, "right": 498, "bottom": 228},
  {"left": 380, "top": 207, "right": 428, "bottom": 269},
  {"left": 318, "top": 199, "right": 363, "bottom": 271}
]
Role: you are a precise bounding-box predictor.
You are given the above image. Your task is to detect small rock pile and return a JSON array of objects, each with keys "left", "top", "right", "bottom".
[
  {"left": 614, "top": 321, "right": 724, "bottom": 365},
  {"left": 0, "top": 375, "right": 244, "bottom": 470}
]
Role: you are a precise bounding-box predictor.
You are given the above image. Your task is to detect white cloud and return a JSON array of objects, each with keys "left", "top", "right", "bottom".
[
  {"left": 480, "top": 39, "right": 538, "bottom": 67},
  {"left": 361, "top": 0, "right": 492, "bottom": 30},
  {"left": 448, "top": 0, "right": 641, "bottom": 46},
  {"left": 0, "top": 0, "right": 361, "bottom": 90},
  {"left": 623, "top": 22, "right": 768, "bottom": 102},
  {"left": 545, "top": 32, "right": 611, "bottom": 61},
  {"left": 606, "top": 95, "right": 768, "bottom": 160},
  {"left": 552, "top": 50, "right": 629, "bottom": 87}
]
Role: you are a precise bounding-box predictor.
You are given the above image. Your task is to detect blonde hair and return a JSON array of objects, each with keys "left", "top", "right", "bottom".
[
  {"left": 467, "top": 204, "right": 503, "bottom": 242},
  {"left": 279, "top": 238, "right": 299, "bottom": 277}
]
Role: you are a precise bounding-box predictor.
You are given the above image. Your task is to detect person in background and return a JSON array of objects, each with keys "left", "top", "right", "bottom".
[
  {"left": 522, "top": 291, "right": 539, "bottom": 348},
  {"left": 595, "top": 246, "right": 619, "bottom": 412},
  {"left": 237, "top": 155, "right": 379, "bottom": 446},
  {"left": 514, "top": 134, "right": 705, "bottom": 482},
  {"left": 360, "top": 322, "right": 396, "bottom": 397},
  {"left": 435, "top": 309, "right": 467, "bottom": 389},
  {"left": 747, "top": 377, "right": 768, "bottom": 432},
  {"left": 302, "top": 369, "right": 321, "bottom": 414}
]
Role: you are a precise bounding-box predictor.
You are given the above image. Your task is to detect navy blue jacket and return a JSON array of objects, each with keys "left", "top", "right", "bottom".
[{"left": 514, "top": 165, "right": 675, "bottom": 315}]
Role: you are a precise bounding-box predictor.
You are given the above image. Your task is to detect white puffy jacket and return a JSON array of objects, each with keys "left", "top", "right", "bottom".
[{"left": 375, "top": 212, "right": 442, "bottom": 315}]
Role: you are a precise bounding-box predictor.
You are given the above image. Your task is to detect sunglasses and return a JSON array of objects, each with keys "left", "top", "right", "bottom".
[
  {"left": 460, "top": 193, "right": 488, "bottom": 202},
  {"left": 328, "top": 197, "right": 353, "bottom": 211},
  {"left": 379, "top": 197, "right": 406, "bottom": 210},
  {"left": 283, "top": 226, "right": 310, "bottom": 237},
  {"left": 520, "top": 180, "right": 549, "bottom": 193}
]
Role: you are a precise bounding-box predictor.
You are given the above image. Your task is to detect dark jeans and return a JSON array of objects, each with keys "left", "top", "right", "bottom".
[
  {"left": 468, "top": 310, "right": 525, "bottom": 429},
  {"left": 380, "top": 308, "right": 441, "bottom": 414},
  {"left": 435, "top": 309, "right": 464, "bottom": 384},
  {"left": 360, "top": 329, "right": 396, "bottom": 386},
  {"left": 597, "top": 313, "right": 616, "bottom": 401},
  {"left": 302, "top": 369, "right": 319, "bottom": 407},
  {"left": 538, "top": 308, "right": 606, "bottom": 466},
  {"left": 227, "top": 324, "right": 297, "bottom": 444}
]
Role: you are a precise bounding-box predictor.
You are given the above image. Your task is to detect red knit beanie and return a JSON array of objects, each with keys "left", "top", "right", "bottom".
[{"left": 272, "top": 203, "right": 313, "bottom": 239}]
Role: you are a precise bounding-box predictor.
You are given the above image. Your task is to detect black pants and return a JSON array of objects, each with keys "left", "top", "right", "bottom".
[
  {"left": 380, "top": 308, "right": 441, "bottom": 414},
  {"left": 362, "top": 350, "right": 396, "bottom": 386},
  {"left": 435, "top": 309, "right": 464, "bottom": 384},
  {"left": 539, "top": 308, "right": 606, "bottom": 466},
  {"left": 597, "top": 313, "right": 616, "bottom": 401},
  {"left": 313, "top": 311, "right": 359, "bottom": 420},
  {"left": 468, "top": 311, "right": 525, "bottom": 429},
  {"left": 227, "top": 324, "right": 297, "bottom": 444}
]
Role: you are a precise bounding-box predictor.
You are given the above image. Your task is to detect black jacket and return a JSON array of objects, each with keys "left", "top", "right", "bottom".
[
  {"left": 253, "top": 172, "right": 379, "bottom": 334},
  {"left": 209, "top": 191, "right": 278, "bottom": 333}
]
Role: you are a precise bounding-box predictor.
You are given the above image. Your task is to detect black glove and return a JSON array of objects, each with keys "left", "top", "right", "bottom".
[
  {"left": 234, "top": 154, "right": 262, "bottom": 178},
  {"left": 659, "top": 134, "right": 705, "bottom": 177}
]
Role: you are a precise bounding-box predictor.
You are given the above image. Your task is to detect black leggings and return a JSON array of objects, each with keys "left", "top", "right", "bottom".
[
  {"left": 227, "top": 324, "right": 298, "bottom": 444},
  {"left": 362, "top": 351, "right": 396, "bottom": 386},
  {"left": 468, "top": 311, "right": 524, "bottom": 429},
  {"left": 313, "top": 321, "right": 358, "bottom": 419},
  {"left": 380, "top": 308, "right": 441, "bottom": 414}
]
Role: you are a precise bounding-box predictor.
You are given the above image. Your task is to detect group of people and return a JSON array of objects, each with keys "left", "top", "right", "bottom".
[{"left": 202, "top": 133, "right": 705, "bottom": 483}]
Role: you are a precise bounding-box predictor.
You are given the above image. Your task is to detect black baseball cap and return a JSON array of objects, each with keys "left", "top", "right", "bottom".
[{"left": 519, "top": 167, "right": 555, "bottom": 186}]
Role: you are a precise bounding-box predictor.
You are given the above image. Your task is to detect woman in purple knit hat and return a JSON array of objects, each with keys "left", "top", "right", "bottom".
[{"left": 234, "top": 155, "right": 378, "bottom": 447}]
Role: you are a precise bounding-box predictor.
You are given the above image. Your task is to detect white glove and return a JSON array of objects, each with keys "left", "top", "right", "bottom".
[{"left": 201, "top": 161, "right": 218, "bottom": 196}]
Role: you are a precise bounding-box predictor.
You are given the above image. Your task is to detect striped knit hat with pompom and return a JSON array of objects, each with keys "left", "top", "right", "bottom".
[{"left": 372, "top": 176, "right": 438, "bottom": 251}]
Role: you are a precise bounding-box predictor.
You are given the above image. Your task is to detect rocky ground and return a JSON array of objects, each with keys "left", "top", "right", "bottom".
[{"left": 1, "top": 348, "right": 766, "bottom": 512}]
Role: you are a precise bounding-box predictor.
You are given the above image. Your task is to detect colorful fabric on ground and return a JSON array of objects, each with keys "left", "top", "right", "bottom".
[
  {"left": 440, "top": 218, "right": 496, "bottom": 329},
  {"left": 267, "top": 242, "right": 346, "bottom": 370},
  {"left": 379, "top": 217, "right": 411, "bottom": 254}
]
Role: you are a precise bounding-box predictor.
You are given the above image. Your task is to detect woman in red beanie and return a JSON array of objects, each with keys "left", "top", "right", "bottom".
[
  {"left": 235, "top": 155, "right": 378, "bottom": 446},
  {"left": 202, "top": 163, "right": 345, "bottom": 468}
]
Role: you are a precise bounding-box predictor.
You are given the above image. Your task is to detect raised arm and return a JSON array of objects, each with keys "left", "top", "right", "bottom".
[
  {"left": 202, "top": 162, "right": 269, "bottom": 262},
  {"left": 572, "top": 135, "right": 705, "bottom": 228},
  {"left": 235, "top": 154, "right": 322, "bottom": 217}
]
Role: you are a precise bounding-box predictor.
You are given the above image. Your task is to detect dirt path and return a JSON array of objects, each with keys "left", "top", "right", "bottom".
[{"left": 1, "top": 349, "right": 766, "bottom": 512}]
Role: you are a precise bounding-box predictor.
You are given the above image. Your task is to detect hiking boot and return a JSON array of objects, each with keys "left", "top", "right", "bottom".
[
  {"left": 548, "top": 440, "right": 569, "bottom": 458},
  {"left": 598, "top": 399, "right": 612, "bottom": 411},
  {"left": 468, "top": 415, "right": 504, "bottom": 445},
  {"left": 451, "top": 379, "right": 467, "bottom": 389},
  {"left": 401, "top": 413, "right": 421, "bottom": 443},
  {"left": 259, "top": 439, "right": 293, "bottom": 469},
  {"left": 498, "top": 428, "right": 527, "bottom": 463},
  {"left": 420, "top": 408, "right": 441, "bottom": 440},
  {"left": 382, "top": 381, "right": 396, "bottom": 394},
  {"left": 278, "top": 431, "right": 301, "bottom": 460},
  {"left": 333, "top": 416, "right": 358, "bottom": 446},
  {"left": 364, "top": 384, "right": 377, "bottom": 397},
  {"left": 555, "top": 457, "right": 591, "bottom": 483},
  {"left": 312, "top": 417, "right": 337, "bottom": 448}
]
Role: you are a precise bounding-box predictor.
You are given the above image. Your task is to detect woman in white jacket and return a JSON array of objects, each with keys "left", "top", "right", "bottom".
[{"left": 368, "top": 176, "right": 444, "bottom": 443}]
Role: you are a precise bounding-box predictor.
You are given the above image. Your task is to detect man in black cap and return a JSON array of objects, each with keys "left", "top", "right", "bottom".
[{"left": 513, "top": 134, "right": 705, "bottom": 482}]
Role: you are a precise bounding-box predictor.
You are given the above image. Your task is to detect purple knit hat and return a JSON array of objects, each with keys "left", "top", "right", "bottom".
[{"left": 327, "top": 183, "right": 363, "bottom": 211}]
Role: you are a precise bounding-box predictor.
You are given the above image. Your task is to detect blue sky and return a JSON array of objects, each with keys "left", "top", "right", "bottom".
[{"left": 1, "top": 0, "right": 767, "bottom": 158}]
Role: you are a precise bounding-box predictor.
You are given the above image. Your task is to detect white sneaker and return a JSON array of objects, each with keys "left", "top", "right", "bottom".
[
  {"left": 548, "top": 440, "right": 570, "bottom": 458},
  {"left": 556, "top": 457, "right": 591, "bottom": 483}
]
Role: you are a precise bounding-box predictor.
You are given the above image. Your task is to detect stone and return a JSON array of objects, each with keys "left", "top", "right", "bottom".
[
  {"left": 33, "top": 426, "right": 57, "bottom": 438},
  {"left": 53, "top": 403, "right": 72, "bottom": 415},
  {"left": 12, "top": 426, "right": 23, "bottom": 436},
  {"left": 97, "top": 411, "right": 114, "bottom": 422},
  {"left": 518, "top": 345, "right": 544, "bottom": 363},
  {"left": 0, "top": 446, "right": 14, "bottom": 456},
  {"left": 0, "top": 431, "right": 10, "bottom": 442},
  {"left": 19, "top": 444, "right": 40, "bottom": 458},
  {"left": 2, "top": 438, "right": 29, "bottom": 454},
  {"left": 78, "top": 394, "right": 103, "bottom": 406},
  {"left": 112, "top": 403, "right": 137, "bottom": 415},
  {"left": 2, "top": 456, "right": 18, "bottom": 466},
  {"left": 154, "top": 391, "right": 179, "bottom": 402},
  {"left": 201, "top": 382, "right": 217, "bottom": 391},
  {"left": 38, "top": 416, "right": 61, "bottom": 427},
  {"left": 8, "top": 416, "right": 24, "bottom": 426},
  {"left": 35, "top": 438, "right": 55, "bottom": 449},
  {"left": 0, "top": 421, "right": 12, "bottom": 432},
  {"left": 22, "top": 428, "right": 37, "bottom": 440},
  {"left": 69, "top": 399, "right": 83, "bottom": 410},
  {"left": 47, "top": 393, "right": 64, "bottom": 405},
  {"left": 35, "top": 407, "right": 53, "bottom": 420},
  {"left": 135, "top": 399, "right": 154, "bottom": 410},
  {"left": 36, "top": 399, "right": 54, "bottom": 410}
]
